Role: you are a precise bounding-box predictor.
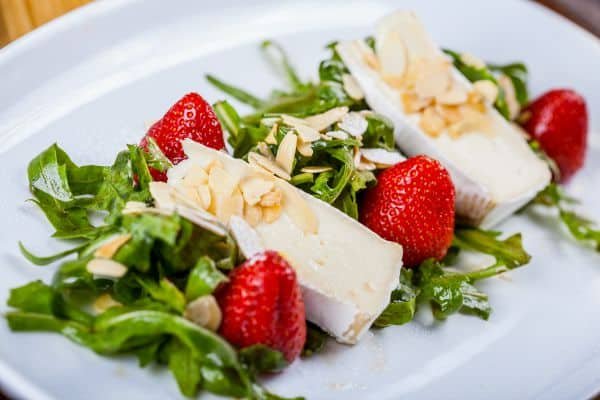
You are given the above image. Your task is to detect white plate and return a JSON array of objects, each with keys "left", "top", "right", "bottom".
[{"left": 1, "top": 0, "right": 599, "bottom": 399}]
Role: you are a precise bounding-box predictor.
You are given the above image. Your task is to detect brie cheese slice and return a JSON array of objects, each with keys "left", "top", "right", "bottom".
[
  {"left": 336, "top": 11, "right": 551, "bottom": 228},
  {"left": 166, "top": 140, "right": 404, "bottom": 344}
]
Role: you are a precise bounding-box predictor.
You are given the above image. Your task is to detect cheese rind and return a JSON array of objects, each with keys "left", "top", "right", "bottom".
[
  {"left": 336, "top": 11, "right": 551, "bottom": 228},
  {"left": 168, "top": 140, "right": 404, "bottom": 344}
]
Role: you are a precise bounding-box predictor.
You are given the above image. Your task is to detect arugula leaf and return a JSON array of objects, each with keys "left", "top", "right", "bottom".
[
  {"left": 261, "top": 40, "right": 309, "bottom": 93},
  {"left": 206, "top": 74, "right": 265, "bottom": 109},
  {"left": 453, "top": 228, "right": 531, "bottom": 270},
  {"left": 532, "top": 183, "right": 600, "bottom": 251},
  {"left": 185, "top": 257, "right": 228, "bottom": 301},
  {"left": 362, "top": 114, "right": 395, "bottom": 150},
  {"left": 164, "top": 338, "right": 203, "bottom": 397},
  {"left": 142, "top": 137, "right": 172, "bottom": 173},
  {"left": 239, "top": 345, "right": 288, "bottom": 377},
  {"left": 135, "top": 275, "right": 186, "bottom": 313},
  {"left": 488, "top": 62, "right": 529, "bottom": 106},
  {"left": 18, "top": 241, "right": 87, "bottom": 266},
  {"left": 374, "top": 269, "right": 417, "bottom": 327},
  {"left": 302, "top": 323, "right": 328, "bottom": 357}
]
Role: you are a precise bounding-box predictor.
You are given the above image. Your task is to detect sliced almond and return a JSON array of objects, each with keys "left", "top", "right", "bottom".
[
  {"left": 123, "top": 201, "right": 147, "bottom": 212},
  {"left": 257, "top": 142, "right": 275, "bottom": 159},
  {"left": 297, "top": 142, "right": 314, "bottom": 157},
  {"left": 415, "top": 67, "right": 452, "bottom": 99},
  {"left": 338, "top": 112, "right": 368, "bottom": 137},
  {"left": 435, "top": 104, "right": 463, "bottom": 124},
  {"left": 376, "top": 30, "right": 407, "bottom": 79},
  {"left": 419, "top": 106, "right": 446, "bottom": 137},
  {"left": 275, "top": 132, "right": 297, "bottom": 174},
  {"left": 196, "top": 184, "right": 212, "bottom": 210},
  {"left": 265, "top": 124, "right": 278, "bottom": 145},
  {"left": 281, "top": 114, "right": 308, "bottom": 128},
  {"left": 213, "top": 188, "right": 244, "bottom": 223},
  {"left": 149, "top": 182, "right": 175, "bottom": 210},
  {"left": 184, "top": 295, "right": 222, "bottom": 331},
  {"left": 94, "top": 234, "right": 132, "bottom": 259},
  {"left": 93, "top": 294, "right": 121, "bottom": 314},
  {"left": 360, "top": 148, "right": 405, "bottom": 167},
  {"left": 363, "top": 46, "right": 380, "bottom": 70},
  {"left": 176, "top": 205, "right": 227, "bottom": 236},
  {"left": 304, "top": 107, "right": 349, "bottom": 131},
  {"left": 300, "top": 166, "right": 333, "bottom": 174},
  {"left": 326, "top": 130, "right": 349, "bottom": 140},
  {"left": 182, "top": 164, "right": 209, "bottom": 187},
  {"left": 498, "top": 75, "right": 520, "bottom": 119},
  {"left": 295, "top": 124, "right": 321, "bottom": 143},
  {"left": 277, "top": 181, "right": 318, "bottom": 234},
  {"left": 243, "top": 203, "right": 263, "bottom": 227},
  {"left": 460, "top": 52, "right": 486, "bottom": 69},
  {"left": 229, "top": 215, "right": 265, "bottom": 258},
  {"left": 342, "top": 73, "right": 364, "bottom": 100},
  {"left": 472, "top": 80, "right": 499, "bottom": 104},
  {"left": 121, "top": 204, "right": 173, "bottom": 216},
  {"left": 208, "top": 166, "right": 239, "bottom": 198},
  {"left": 401, "top": 91, "right": 432, "bottom": 113},
  {"left": 262, "top": 204, "right": 283, "bottom": 224},
  {"left": 171, "top": 186, "right": 205, "bottom": 210},
  {"left": 436, "top": 84, "right": 469, "bottom": 105},
  {"left": 240, "top": 177, "right": 274, "bottom": 206},
  {"left": 259, "top": 187, "right": 283, "bottom": 208},
  {"left": 87, "top": 259, "right": 127, "bottom": 279},
  {"left": 248, "top": 152, "right": 292, "bottom": 181}
]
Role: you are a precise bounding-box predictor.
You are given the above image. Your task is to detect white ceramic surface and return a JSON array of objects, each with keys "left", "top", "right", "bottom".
[{"left": 0, "top": 1, "right": 599, "bottom": 399}]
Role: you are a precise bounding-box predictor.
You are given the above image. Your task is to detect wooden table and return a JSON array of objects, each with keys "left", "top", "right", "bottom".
[{"left": 0, "top": 0, "right": 598, "bottom": 399}]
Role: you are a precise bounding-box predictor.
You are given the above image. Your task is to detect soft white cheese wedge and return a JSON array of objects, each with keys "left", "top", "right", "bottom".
[
  {"left": 336, "top": 11, "right": 551, "bottom": 228},
  {"left": 166, "top": 139, "right": 403, "bottom": 344}
]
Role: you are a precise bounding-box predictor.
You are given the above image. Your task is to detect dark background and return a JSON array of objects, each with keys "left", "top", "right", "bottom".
[{"left": 0, "top": 0, "right": 599, "bottom": 399}]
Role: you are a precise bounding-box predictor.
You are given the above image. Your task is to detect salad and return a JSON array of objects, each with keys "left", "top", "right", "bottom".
[{"left": 5, "top": 10, "right": 598, "bottom": 400}]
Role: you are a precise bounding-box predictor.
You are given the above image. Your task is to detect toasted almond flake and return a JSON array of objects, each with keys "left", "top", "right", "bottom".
[
  {"left": 240, "top": 177, "right": 274, "bottom": 206},
  {"left": 171, "top": 186, "right": 204, "bottom": 210},
  {"left": 277, "top": 181, "right": 318, "bottom": 234},
  {"left": 472, "top": 80, "right": 499, "bottom": 104},
  {"left": 262, "top": 204, "right": 283, "bottom": 224},
  {"left": 326, "top": 130, "right": 349, "bottom": 140},
  {"left": 123, "top": 201, "right": 148, "bottom": 212},
  {"left": 415, "top": 68, "right": 452, "bottom": 99},
  {"left": 342, "top": 73, "right": 364, "bottom": 100},
  {"left": 182, "top": 164, "right": 209, "bottom": 187},
  {"left": 376, "top": 30, "right": 407, "bottom": 78},
  {"left": 419, "top": 106, "right": 446, "bottom": 137},
  {"left": 121, "top": 204, "right": 173, "bottom": 216},
  {"left": 359, "top": 110, "right": 375, "bottom": 117},
  {"left": 281, "top": 114, "right": 307, "bottom": 128},
  {"left": 87, "top": 259, "right": 127, "bottom": 279},
  {"left": 436, "top": 84, "right": 469, "bottom": 105},
  {"left": 360, "top": 148, "right": 405, "bottom": 166},
  {"left": 182, "top": 185, "right": 203, "bottom": 208},
  {"left": 149, "top": 182, "right": 175, "bottom": 210},
  {"left": 435, "top": 104, "right": 463, "bottom": 124},
  {"left": 259, "top": 187, "right": 283, "bottom": 208},
  {"left": 196, "top": 184, "right": 212, "bottom": 210},
  {"left": 304, "top": 107, "right": 349, "bottom": 131},
  {"left": 401, "top": 91, "right": 432, "bottom": 113},
  {"left": 243, "top": 203, "right": 263, "bottom": 227},
  {"left": 94, "top": 234, "right": 132, "bottom": 259},
  {"left": 300, "top": 166, "right": 333, "bottom": 174},
  {"left": 357, "top": 159, "right": 376, "bottom": 171},
  {"left": 338, "top": 112, "right": 368, "bottom": 137},
  {"left": 460, "top": 52, "right": 486, "bottom": 69},
  {"left": 184, "top": 295, "right": 222, "bottom": 331},
  {"left": 320, "top": 134, "right": 332, "bottom": 141},
  {"left": 213, "top": 189, "right": 244, "bottom": 223},
  {"left": 257, "top": 142, "right": 275, "bottom": 159},
  {"left": 295, "top": 124, "right": 321, "bottom": 143},
  {"left": 93, "top": 294, "right": 121, "bottom": 314},
  {"left": 265, "top": 124, "right": 278, "bottom": 145},
  {"left": 466, "top": 91, "right": 486, "bottom": 113},
  {"left": 498, "top": 75, "right": 520, "bottom": 119},
  {"left": 297, "top": 142, "right": 314, "bottom": 157},
  {"left": 208, "top": 166, "right": 239, "bottom": 197},
  {"left": 353, "top": 146, "right": 362, "bottom": 167},
  {"left": 275, "top": 132, "right": 297, "bottom": 174},
  {"left": 248, "top": 152, "right": 292, "bottom": 180},
  {"left": 176, "top": 205, "right": 227, "bottom": 236},
  {"left": 229, "top": 215, "right": 265, "bottom": 258}
]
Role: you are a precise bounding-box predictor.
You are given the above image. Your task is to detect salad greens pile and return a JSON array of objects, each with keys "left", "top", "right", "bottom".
[
  {"left": 9, "top": 144, "right": 301, "bottom": 400},
  {"left": 208, "top": 40, "right": 395, "bottom": 219}
]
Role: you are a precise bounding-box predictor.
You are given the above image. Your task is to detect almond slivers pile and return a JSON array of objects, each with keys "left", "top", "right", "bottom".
[{"left": 368, "top": 35, "right": 500, "bottom": 139}]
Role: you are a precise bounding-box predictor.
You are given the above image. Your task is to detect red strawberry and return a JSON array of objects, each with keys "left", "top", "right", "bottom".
[
  {"left": 215, "top": 251, "right": 306, "bottom": 362},
  {"left": 140, "top": 92, "right": 225, "bottom": 181},
  {"left": 523, "top": 89, "right": 588, "bottom": 183},
  {"left": 360, "top": 156, "right": 455, "bottom": 267}
]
